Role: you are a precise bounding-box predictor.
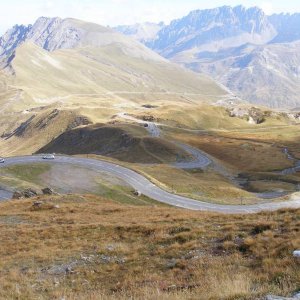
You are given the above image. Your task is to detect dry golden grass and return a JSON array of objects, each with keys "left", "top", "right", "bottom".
[
  {"left": 218, "top": 125, "right": 300, "bottom": 161},
  {"left": 38, "top": 123, "right": 192, "bottom": 164},
  {"left": 0, "top": 194, "right": 299, "bottom": 299},
  {"left": 167, "top": 131, "right": 292, "bottom": 173},
  {"left": 133, "top": 164, "right": 257, "bottom": 204}
]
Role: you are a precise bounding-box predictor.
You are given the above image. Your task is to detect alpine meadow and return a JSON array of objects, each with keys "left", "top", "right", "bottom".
[{"left": 0, "top": 2, "right": 299, "bottom": 300}]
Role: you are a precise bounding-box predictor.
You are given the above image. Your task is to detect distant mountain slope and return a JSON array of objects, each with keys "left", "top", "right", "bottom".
[
  {"left": 0, "top": 25, "right": 30, "bottom": 58},
  {"left": 114, "top": 22, "right": 164, "bottom": 44},
  {"left": 269, "top": 13, "right": 300, "bottom": 43},
  {"left": 150, "top": 6, "right": 276, "bottom": 58},
  {"left": 0, "top": 17, "right": 228, "bottom": 111},
  {"left": 116, "top": 6, "right": 300, "bottom": 109},
  {"left": 0, "top": 17, "right": 165, "bottom": 61},
  {"left": 0, "top": 16, "right": 232, "bottom": 156},
  {"left": 191, "top": 42, "right": 300, "bottom": 108},
  {"left": 12, "top": 41, "right": 226, "bottom": 104}
]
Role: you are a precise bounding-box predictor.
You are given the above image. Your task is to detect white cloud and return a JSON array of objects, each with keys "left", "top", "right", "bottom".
[{"left": 260, "top": 1, "right": 274, "bottom": 14}]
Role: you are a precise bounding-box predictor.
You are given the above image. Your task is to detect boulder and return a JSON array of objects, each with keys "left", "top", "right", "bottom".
[
  {"left": 228, "top": 107, "right": 265, "bottom": 124},
  {"left": 166, "top": 258, "right": 177, "bottom": 269},
  {"left": 67, "top": 115, "right": 92, "bottom": 130},
  {"left": 23, "top": 188, "right": 38, "bottom": 198},
  {"left": 142, "top": 115, "right": 155, "bottom": 122},
  {"left": 13, "top": 189, "right": 38, "bottom": 199},
  {"left": 12, "top": 191, "right": 23, "bottom": 199},
  {"left": 142, "top": 104, "right": 158, "bottom": 109},
  {"left": 32, "top": 201, "right": 43, "bottom": 208},
  {"left": 42, "top": 187, "right": 55, "bottom": 195}
]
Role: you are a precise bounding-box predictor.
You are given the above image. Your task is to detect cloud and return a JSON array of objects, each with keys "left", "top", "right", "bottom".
[{"left": 260, "top": 1, "right": 274, "bottom": 14}]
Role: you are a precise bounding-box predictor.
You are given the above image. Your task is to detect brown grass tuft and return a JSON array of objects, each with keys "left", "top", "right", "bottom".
[{"left": 0, "top": 194, "right": 299, "bottom": 299}]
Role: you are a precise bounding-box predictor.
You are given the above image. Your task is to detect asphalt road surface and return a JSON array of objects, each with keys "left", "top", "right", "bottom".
[
  {"left": 118, "top": 112, "right": 212, "bottom": 169},
  {"left": 173, "top": 142, "right": 211, "bottom": 169},
  {"left": 1, "top": 155, "right": 300, "bottom": 214},
  {"left": 0, "top": 189, "right": 13, "bottom": 200}
]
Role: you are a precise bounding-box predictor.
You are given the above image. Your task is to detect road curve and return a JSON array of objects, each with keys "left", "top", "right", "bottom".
[
  {"left": 117, "top": 112, "right": 212, "bottom": 169},
  {"left": 1, "top": 155, "right": 300, "bottom": 214},
  {"left": 118, "top": 113, "right": 300, "bottom": 198}
]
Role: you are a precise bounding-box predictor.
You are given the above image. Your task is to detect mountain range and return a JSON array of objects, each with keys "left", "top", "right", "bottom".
[
  {"left": 0, "top": 16, "right": 230, "bottom": 155},
  {"left": 0, "top": 17, "right": 227, "bottom": 111},
  {"left": 116, "top": 5, "right": 300, "bottom": 109},
  {"left": 2, "top": 6, "right": 300, "bottom": 109}
]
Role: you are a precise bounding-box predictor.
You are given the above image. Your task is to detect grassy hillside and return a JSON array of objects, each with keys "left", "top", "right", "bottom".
[
  {"left": 6, "top": 41, "right": 227, "bottom": 112},
  {"left": 0, "top": 195, "right": 299, "bottom": 299},
  {"left": 37, "top": 123, "right": 191, "bottom": 164},
  {"left": 0, "top": 106, "right": 92, "bottom": 156}
]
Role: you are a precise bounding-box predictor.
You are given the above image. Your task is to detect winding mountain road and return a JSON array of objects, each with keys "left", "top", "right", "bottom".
[
  {"left": 1, "top": 155, "right": 300, "bottom": 214},
  {"left": 117, "top": 112, "right": 300, "bottom": 198},
  {"left": 117, "top": 112, "right": 212, "bottom": 169}
]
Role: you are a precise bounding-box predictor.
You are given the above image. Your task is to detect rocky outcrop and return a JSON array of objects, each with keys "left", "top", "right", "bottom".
[
  {"left": 35, "top": 109, "right": 59, "bottom": 130},
  {"left": 228, "top": 107, "right": 265, "bottom": 124},
  {"left": 228, "top": 107, "right": 300, "bottom": 124},
  {"left": 0, "top": 24, "right": 31, "bottom": 58},
  {"left": 1, "top": 115, "right": 35, "bottom": 139},
  {"left": 13, "top": 187, "right": 57, "bottom": 199},
  {"left": 67, "top": 116, "right": 92, "bottom": 131},
  {"left": 13, "top": 188, "right": 38, "bottom": 199},
  {"left": 0, "top": 17, "right": 84, "bottom": 60},
  {"left": 1, "top": 110, "right": 60, "bottom": 140},
  {"left": 41, "top": 187, "right": 55, "bottom": 195},
  {"left": 26, "top": 17, "right": 83, "bottom": 52},
  {"left": 142, "top": 115, "right": 155, "bottom": 122},
  {"left": 21, "top": 188, "right": 38, "bottom": 198}
]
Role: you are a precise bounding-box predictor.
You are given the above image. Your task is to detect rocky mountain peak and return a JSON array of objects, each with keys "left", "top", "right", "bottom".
[
  {"left": 0, "top": 17, "right": 114, "bottom": 60},
  {"left": 27, "top": 17, "right": 83, "bottom": 51},
  {"left": 150, "top": 5, "right": 276, "bottom": 57},
  {"left": 0, "top": 17, "right": 84, "bottom": 59},
  {"left": 269, "top": 12, "right": 300, "bottom": 43},
  {"left": 0, "top": 24, "right": 31, "bottom": 57}
]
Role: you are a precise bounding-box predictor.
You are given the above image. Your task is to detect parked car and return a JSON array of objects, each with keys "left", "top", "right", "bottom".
[
  {"left": 0, "top": 158, "right": 5, "bottom": 163},
  {"left": 42, "top": 154, "right": 55, "bottom": 160}
]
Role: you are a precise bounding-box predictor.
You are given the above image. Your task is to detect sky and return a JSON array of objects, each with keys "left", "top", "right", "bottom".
[{"left": 0, "top": 0, "right": 300, "bottom": 34}]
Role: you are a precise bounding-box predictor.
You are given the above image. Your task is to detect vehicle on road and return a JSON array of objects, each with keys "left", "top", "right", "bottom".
[
  {"left": 133, "top": 190, "right": 142, "bottom": 197},
  {"left": 0, "top": 158, "right": 5, "bottom": 163},
  {"left": 42, "top": 154, "right": 55, "bottom": 160}
]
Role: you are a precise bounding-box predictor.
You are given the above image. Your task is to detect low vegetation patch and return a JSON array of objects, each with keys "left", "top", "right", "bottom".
[{"left": 0, "top": 195, "right": 299, "bottom": 299}]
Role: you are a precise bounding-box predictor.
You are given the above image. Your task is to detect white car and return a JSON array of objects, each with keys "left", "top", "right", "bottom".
[
  {"left": 42, "top": 154, "right": 55, "bottom": 160},
  {"left": 0, "top": 158, "right": 5, "bottom": 163}
]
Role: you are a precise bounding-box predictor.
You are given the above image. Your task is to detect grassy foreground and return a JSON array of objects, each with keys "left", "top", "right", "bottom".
[{"left": 0, "top": 195, "right": 299, "bottom": 299}]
